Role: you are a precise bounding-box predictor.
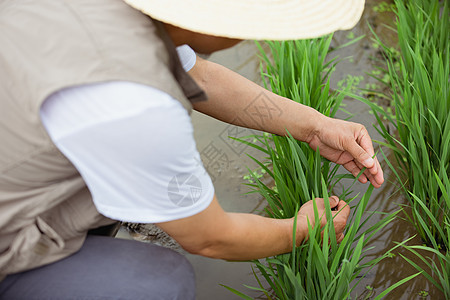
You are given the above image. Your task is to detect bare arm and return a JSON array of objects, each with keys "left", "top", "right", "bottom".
[
  {"left": 189, "top": 56, "right": 321, "bottom": 142},
  {"left": 157, "top": 195, "right": 349, "bottom": 261},
  {"left": 156, "top": 57, "right": 354, "bottom": 261},
  {"left": 188, "top": 57, "right": 384, "bottom": 188}
]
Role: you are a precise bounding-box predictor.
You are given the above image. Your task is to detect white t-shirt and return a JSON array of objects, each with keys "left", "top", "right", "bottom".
[{"left": 40, "top": 45, "right": 214, "bottom": 223}]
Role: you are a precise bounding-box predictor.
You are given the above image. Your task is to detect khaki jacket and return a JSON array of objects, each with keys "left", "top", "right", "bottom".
[{"left": 0, "top": 0, "right": 205, "bottom": 278}]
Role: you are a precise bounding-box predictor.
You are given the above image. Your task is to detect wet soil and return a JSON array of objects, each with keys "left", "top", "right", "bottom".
[{"left": 119, "top": 1, "right": 445, "bottom": 299}]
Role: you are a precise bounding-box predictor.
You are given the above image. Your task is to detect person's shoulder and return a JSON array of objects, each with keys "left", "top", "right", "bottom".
[{"left": 176, "top": 45, "right": 197, "bottom": 72}]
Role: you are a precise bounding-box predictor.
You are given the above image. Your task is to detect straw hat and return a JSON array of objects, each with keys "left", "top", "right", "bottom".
[{"left": 123, "top": 0, "right": 365, "bottom": 40}]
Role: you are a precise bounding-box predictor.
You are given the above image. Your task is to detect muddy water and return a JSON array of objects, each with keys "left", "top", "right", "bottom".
[
  {"left": 119, "top": 1, "right": 445, "bottom": 299},
  {"left": 329, "top": 2, "right": 444, "bottom": 298}
]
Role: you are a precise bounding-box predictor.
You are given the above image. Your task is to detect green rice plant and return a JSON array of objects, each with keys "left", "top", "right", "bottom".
[
  {"left": 357, "top": 0, "right": 449, "bottom": 250},
  {"left": 395, "top": 0, "right": 449, "bottom": 74},
  {"left": 257, "top": 35, "right": 343, "bottom": 113},
  {"left": 400, "top": 239, "right": 450, "bottom": 299},
  {"left": 223, "top": 36, "right": 414, "bottom": 299},
  {"left": 226, "top": 134, "right": 410, "bottom": 299},
  {"left": 243, "top": 35, "right": 352, "bottom": 216}
]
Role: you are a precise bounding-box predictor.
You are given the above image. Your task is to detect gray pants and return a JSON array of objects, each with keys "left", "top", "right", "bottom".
[{"left": 0, "top": 235, "right": 195, "bottom": 300}]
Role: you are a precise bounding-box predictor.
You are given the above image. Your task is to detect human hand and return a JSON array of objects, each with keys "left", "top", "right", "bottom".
[
  {"left": 306, "top": 116, "right": 384, "bottom": 188},
  {"left": 295, "top": 196, "right": 350, "bottom": 244}
]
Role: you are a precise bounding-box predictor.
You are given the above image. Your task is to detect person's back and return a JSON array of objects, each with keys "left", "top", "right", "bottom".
[{"left": 0, "top": 0, "right": 195, "bottom": 277}]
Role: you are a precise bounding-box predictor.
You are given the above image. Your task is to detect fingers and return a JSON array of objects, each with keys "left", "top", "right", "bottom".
[
  {"left": 358, "top": 131, "right": 378, "bottom": 175},
  {"left": 333, "top": 200, "right": 350, "bottom": 220},
  {"left": 315, "top": 197, "right": 347, "bottom": 224},
  {"left": 372, "top": 157, "right": 384, "bottom": 186},
  {"left": 313, "top": 196, "right": 345, "bottom": 213},
  {"left": 324, "top": 199, "right": 348, "bottom": 244},
  {"left": 332, "top": 201, "right": 349, "bottom": 244},
  {"left": 303, "top": 197, "right": 348, "bottom": 244},
  {"left": 337, "top": 233, "right": 345, "bottom": 243},
  {"left": 312, "top": 196, "right": 339, "bottom": 210},
  {"left": 345, "top": 136, "right": 375, "bottom": 171},
  {"left": 345, "top": 127, "right": 384, "bottom": 183},
  {"left": 355, "top": 129, "right": 386, "bottom": 186},
  {"left": 329, "top": 196, "right": 339, "bottom": 209},
  {"left": 343, "top": 156, "right": 384, "bottom": 188},
  {"left": 358, "top": 157, "right": 384, "bottom": 188},
  {"left": 343, "top": 160, "right": 368, "bottom": 184}
]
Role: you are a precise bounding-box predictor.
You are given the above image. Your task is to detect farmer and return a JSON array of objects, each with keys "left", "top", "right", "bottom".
[{"left": 0, "top": 0, "right": 383, "bottom": 298}]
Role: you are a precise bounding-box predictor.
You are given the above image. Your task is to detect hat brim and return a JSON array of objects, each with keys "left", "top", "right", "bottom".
[{"left": 123, "top": 0, "right": 365, "bottom": 40}]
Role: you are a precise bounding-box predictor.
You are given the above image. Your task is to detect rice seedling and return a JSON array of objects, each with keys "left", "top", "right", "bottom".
[
  {"left": 225, "top": 135, "right": 409, "bottom": 299},
  {"left": 400, "top": 237, "right": 449, "bottom": 299},
  {"left": 357, "top": 0, "right": 449, "bottom": 250},
  {"left": 351, "top": 0, "right": 449, "bottom": 297},
  {"left": 223, "top": 35, "right": 413, "bottom": 299}
]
